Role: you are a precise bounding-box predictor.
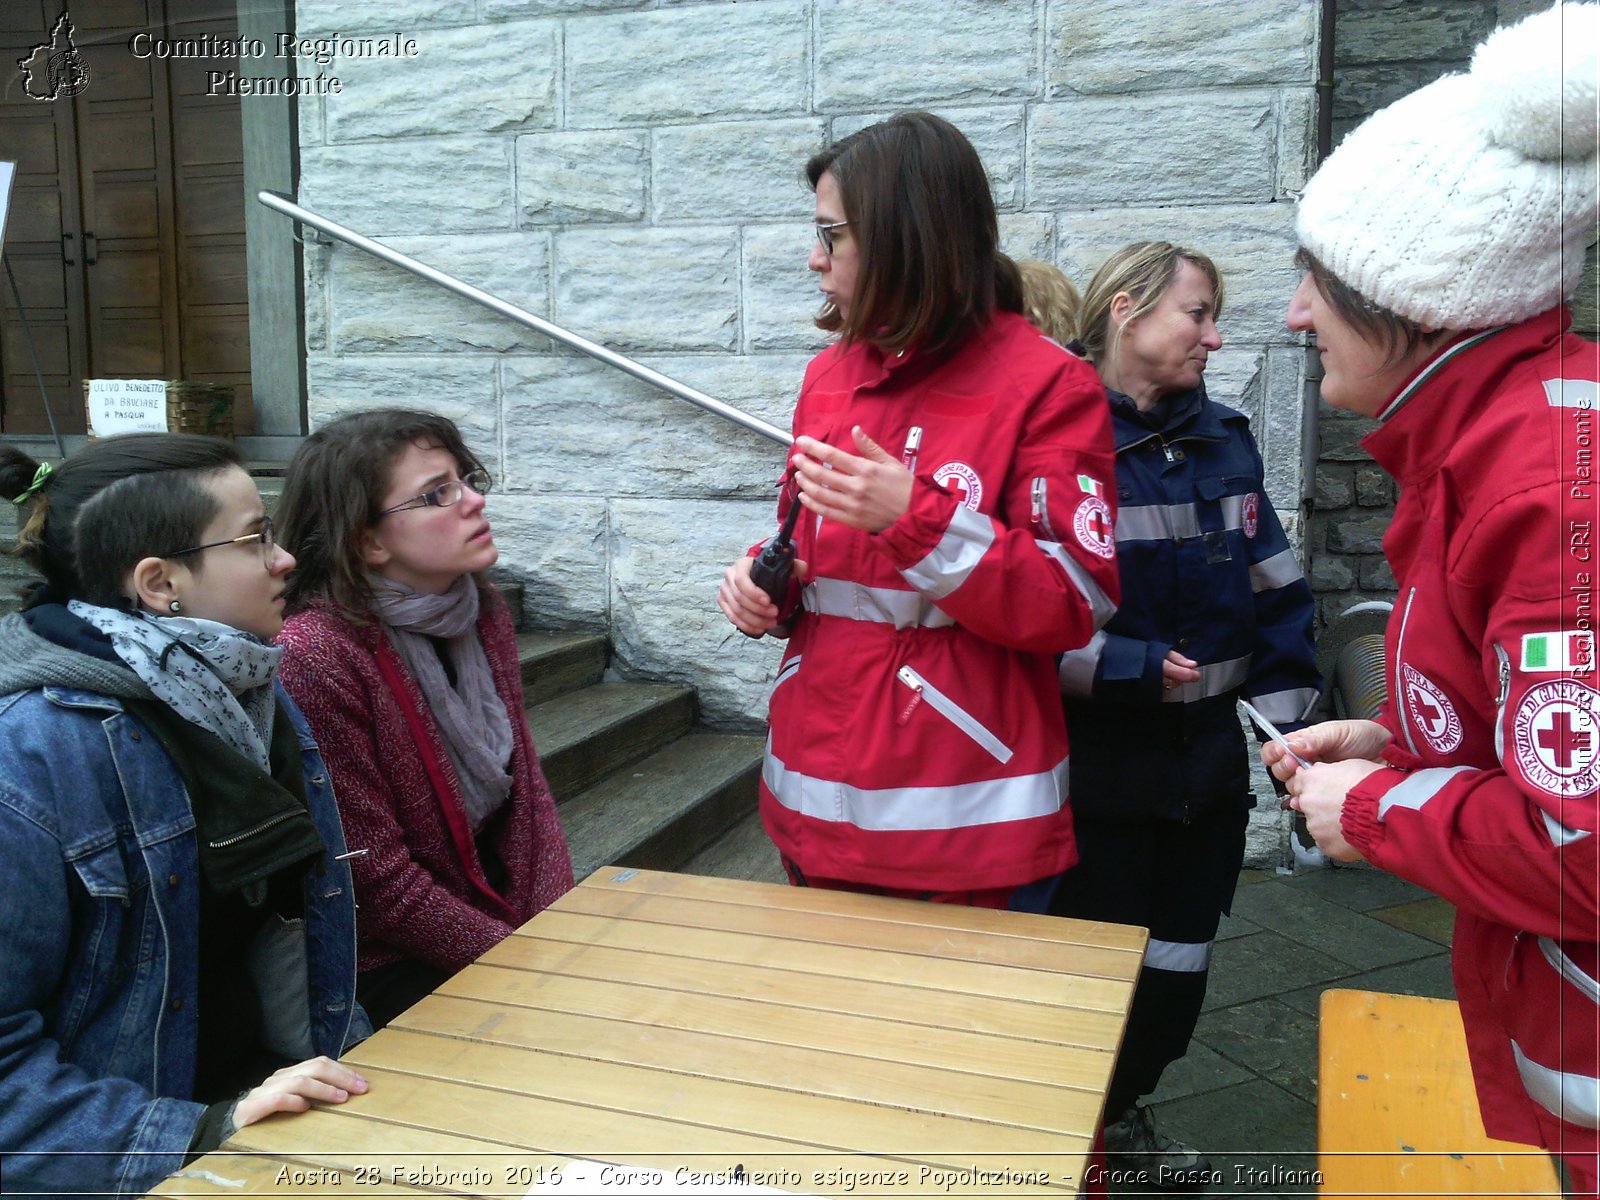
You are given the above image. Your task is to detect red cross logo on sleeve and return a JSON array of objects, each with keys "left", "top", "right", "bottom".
[
  {"left": 1073, "top": 494, "right": 1116, "bottom": 560},
  {"left": 1514, "top": 679, "right": 1600, "bottom": 796},
  {"left": 1537, "top": 710, "right": 1592, "bottom": 769}
]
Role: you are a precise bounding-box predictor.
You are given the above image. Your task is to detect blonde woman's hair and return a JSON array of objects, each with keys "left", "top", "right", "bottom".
[
  {"left": 1016, "top": 259, "right": 1082, "bottom": 344},
  {"left": 1077, "top": 241, "right": 1224, "bottom": 369}
]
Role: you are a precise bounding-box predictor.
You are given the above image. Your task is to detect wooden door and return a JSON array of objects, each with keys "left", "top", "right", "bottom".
[{"left": 0, "top": 0, "right": 251, "bottom": 436}]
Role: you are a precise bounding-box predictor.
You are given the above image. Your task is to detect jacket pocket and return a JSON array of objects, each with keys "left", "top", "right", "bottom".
[{"left": 895, "top": 665, "right": 1014, "bottom": 763}]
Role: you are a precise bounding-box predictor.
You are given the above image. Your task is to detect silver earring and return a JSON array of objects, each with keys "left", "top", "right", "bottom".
[{"left": 169, "top": 600, "right": 182, "bottom": 614}]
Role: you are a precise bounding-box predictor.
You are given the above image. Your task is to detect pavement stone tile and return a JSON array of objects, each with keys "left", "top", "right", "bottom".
[
  {"left": 1369, "top": 897, "right": 1455, "bottom": 946},
  {"left": 1202, "top": 930, "right": 1354, "bottom": 1012},
  {"left": 1111, "top": 1080, "right": 1318, "bottom": 1197},
  {"left": 1145, "top": 1036, "right": 1255, "bottom": 1104},
  {"left": 1191, "top": 997, "right": 1320, "bottom": 1106},
  {"left": 1277, "top": 952, "right": 1456, "bottom": 1017},
  {"left": 1217, "top": 908, "right": 1263, "bottom": 942},
  {"left": 1279, "top": 862, "right": 1432, "bottom": 912},
  {"left": 1229, "top": 881, "right": 1439, "bottom": 971}
]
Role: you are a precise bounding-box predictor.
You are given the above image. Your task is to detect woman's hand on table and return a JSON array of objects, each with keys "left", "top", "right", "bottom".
[
  {"left": 233, "top": 1057, "right": 370, "bottom": 1128},
  {"left": 791, "top": 427, "right": 913, "bottom": 534}
]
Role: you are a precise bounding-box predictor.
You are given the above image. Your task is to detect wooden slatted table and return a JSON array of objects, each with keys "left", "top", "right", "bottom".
[{"left": 154, "top": 868, "right": 1145, "bottom": 1198}]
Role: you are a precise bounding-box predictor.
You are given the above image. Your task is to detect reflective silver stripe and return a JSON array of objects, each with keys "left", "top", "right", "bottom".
[
  {"left": 1116, "top": 503, "right": 1198, "bottom": 542},
  {"left": 1036, "top": 541, "right": 1116, "bottom": 630},
  {"left": 1249, "top": 687, "right": 1321, "bottom": 724},
  {"left": 1377, "top": 765, "right": 1476, "bottom": 818},
  {"left": 1395, "top": 588, "right": 1421, "bottom": 756},
  {"left": 1512, "top": 1039, "right": 1600, "bottom": 1130},
  {"left": 1144, "top": 938, "right": 1214, "bottom": 973},
  {"left": 1117, "top": 499, "right": 1248, "bottom": 543},
  {"left": 1059, "top": 630, "right": 1105, "bottom": 698},
  {"left": 763, "top": 744, "right": 1067, "bottom": 832},
  {"left": 1544, "top": 378, "right": 1600, "bottom": 410},
  {"left": 1249, "top": 547, "right": 1305, "bottom": 593},
  {"left": 770, "top": 656, "right": 801, "bottom": 698},
  {"left": 901, "top": 504, "right": 995, "bottom": 600},
  {"left": 1543, "top": 809, "right": 1593, "bottom": 847},
  {"left": 898, "top": 666, "right": 1013, "bottom": 763},
  {"left": 1163, "top": 654, "right": 1250, "bottom": 704},
  {"left": 803, "top": 578, "right": 956, "bottom": 629},
  {"left": 1539, "top": 936, "right": 1600, "bottom": 1005}
]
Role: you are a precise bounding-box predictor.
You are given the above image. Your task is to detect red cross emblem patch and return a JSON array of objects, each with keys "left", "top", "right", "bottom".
[
  {"left": 1241, "top": 492, "right": 1260, "bottom": 540},
  {"left": 1073, "top": 494, "right": 1116, "bottom": 560},
  {"left": 933, "top": 462, "right": 983, "bottom": 511},
  {"left": 1513, "top": 678, "right": 1600, "bottom": 798},
  {"left": 1401, "top": 665, "right": 1463, "bottom": 754}
]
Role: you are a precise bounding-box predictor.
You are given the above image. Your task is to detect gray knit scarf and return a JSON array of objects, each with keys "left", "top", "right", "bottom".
[
  {"left": 369, "top": 575, "right": 513, "bottom": 832},
  {"left": 69, "top": 600, "right": 280, "bottom": 770}
]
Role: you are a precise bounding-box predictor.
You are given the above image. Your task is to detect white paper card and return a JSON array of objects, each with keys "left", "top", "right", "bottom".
[{"left": 87, "top": 379, "right": 168, "bottom": 435}]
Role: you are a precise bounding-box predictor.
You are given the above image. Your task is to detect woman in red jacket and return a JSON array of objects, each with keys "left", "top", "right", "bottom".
[
  {"left": 718, "top": 112, "right": 1119, "bottom": 906},
  {"left": 275, "top": 410, "right": 573, "bottom": 1028},
  {"left": 1267, "top": 3, "right": 1600, "bottom": 1188}
]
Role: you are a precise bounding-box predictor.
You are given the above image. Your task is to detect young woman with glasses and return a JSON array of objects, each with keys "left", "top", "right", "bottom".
[
  {"left": 717, "top": 112, "right": 1119, "bottom": 906},
  {"left": 274, "top": 410, "right": 573, "bottom": 1029},
  {"left": 0, "top": 434, "right": 369, "bottom": 1196}
]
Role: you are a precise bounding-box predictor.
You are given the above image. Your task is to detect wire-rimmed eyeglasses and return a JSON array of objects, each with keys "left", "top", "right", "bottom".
[
  {"left": 167, "top": 515, "right": 277, "bottom": 569},
  {"left": 376, "top": 468, "right": 494, "bottom": 518},
  {"left": 814, "top": 220, "right": 850, "bottom": 256}
]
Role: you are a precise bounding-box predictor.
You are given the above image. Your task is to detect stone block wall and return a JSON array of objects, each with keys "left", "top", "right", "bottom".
[
  {"left": 1309, "top": 0, "right": 1599, "bottom": 628},
  {"left": 291, "top": 0, "right": 1321, "bottom": 733}
]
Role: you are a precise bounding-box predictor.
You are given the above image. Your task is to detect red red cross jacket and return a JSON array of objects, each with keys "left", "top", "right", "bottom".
[
  {"left": 755, "top": 311, "right": 1120, "bottom": 892},
  {"left": 1343, "top": 308, "right": 1600, "bottom": 1155}
]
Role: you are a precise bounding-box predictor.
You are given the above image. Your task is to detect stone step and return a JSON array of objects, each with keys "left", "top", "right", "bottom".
[
  {"left": 678, "top": 806, "right": 786, "bottom": 885},
  {"left": 559, "top": 731, "right": 764, "bottom": 883},
  {"left": 526, "top": 680, "right": 696, "bottom": 801},
  {"left": 515, "top": 630, "right": 607, "bottom": 705}
]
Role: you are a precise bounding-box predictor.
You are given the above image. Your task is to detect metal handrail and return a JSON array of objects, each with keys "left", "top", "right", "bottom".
[{"left": 255, "top": 191, "right": 792, "bottom": 448}]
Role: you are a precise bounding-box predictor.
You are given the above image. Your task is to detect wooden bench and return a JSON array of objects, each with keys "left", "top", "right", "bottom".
[{"left": 1319, "top": 989, "right": 1562, "bottom": 1196}]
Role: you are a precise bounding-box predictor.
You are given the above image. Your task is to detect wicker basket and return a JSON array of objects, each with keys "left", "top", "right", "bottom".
[{"left": 83, "top": 379, "right": 235, "bottom": 438}]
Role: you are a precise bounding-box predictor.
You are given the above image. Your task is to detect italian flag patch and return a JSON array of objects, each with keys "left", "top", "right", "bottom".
[
  {"left": 1521, "top": 630, "right": 1595, "bottom": 673},
  {"left": 1077, "top": 474, "right": 1104, "bottom": 497}
]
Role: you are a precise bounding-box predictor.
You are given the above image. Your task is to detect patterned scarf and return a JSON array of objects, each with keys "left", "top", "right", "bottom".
[
  {"left": 69, "top": 600, "right": 281, "bottom": 770},
  {"left": 369, "top": 575, "right": 514, "bottom": 832}
]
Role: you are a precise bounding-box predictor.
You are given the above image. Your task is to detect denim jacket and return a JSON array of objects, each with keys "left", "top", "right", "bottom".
[{"left": 0, "top": 614, "right": 368, "bottom": 1197}]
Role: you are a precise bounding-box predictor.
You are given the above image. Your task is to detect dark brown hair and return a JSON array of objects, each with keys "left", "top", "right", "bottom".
[
  {"left": 1, "top": 434, "right": 242, "bottom": 608},
  {"left": 806, "top": 111, "right": 1022, "bottom": 354},
  {"left": 1295, "top": 249, "right": 1440, "bottom": 365},
  {"left": 276, "top": 409, "right": 492, "bottom": 619}
]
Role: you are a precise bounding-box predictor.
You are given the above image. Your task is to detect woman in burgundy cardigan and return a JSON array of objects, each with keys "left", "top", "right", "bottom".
[{"left": 275, "top": 410, "right": 573, "bottom": 1027}]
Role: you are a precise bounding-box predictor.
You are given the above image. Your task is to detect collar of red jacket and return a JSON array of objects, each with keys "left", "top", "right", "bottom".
[{"left": 1361, "top": 306, "right": 1571, "bottom": 484}]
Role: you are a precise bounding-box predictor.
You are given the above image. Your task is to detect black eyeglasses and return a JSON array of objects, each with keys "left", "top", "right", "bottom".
[
  {"left": 376, "top": 468, "right": 494, "bottom": 518},
  {"left": 168, "top": 516, "right": 276, "bottom": 569},
  {"left": 814, "top": 220, "right": 850, "bottom": 256}
]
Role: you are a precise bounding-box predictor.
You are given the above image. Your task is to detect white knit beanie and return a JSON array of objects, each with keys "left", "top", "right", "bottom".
[{"left": 1297, "top": 1, "right": 1599, "bottom": 329}]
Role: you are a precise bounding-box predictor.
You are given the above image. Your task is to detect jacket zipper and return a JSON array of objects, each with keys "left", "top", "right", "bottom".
[
  {"left": 1493, "top": 641, "right": 1511, "bottom": 765},
  {"left": 1030, "top": 478, "right": 1061, "bottom": 542},
  {"left": 209, "top": 810, "right": 300, "bottom": 850},
  {"left": 1394, "top": 588, "right": 1421, "bottom": 756},
  {"left": 895, "top": 665, "right": 1014, "bottom": 763},
  {"left": 901, "top": 426, "right": 922, "bottom": 474}
]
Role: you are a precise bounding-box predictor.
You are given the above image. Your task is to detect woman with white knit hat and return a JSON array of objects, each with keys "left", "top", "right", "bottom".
[{"left": 1266, "top": 1, "right": 1600, "bottom": 1185}]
